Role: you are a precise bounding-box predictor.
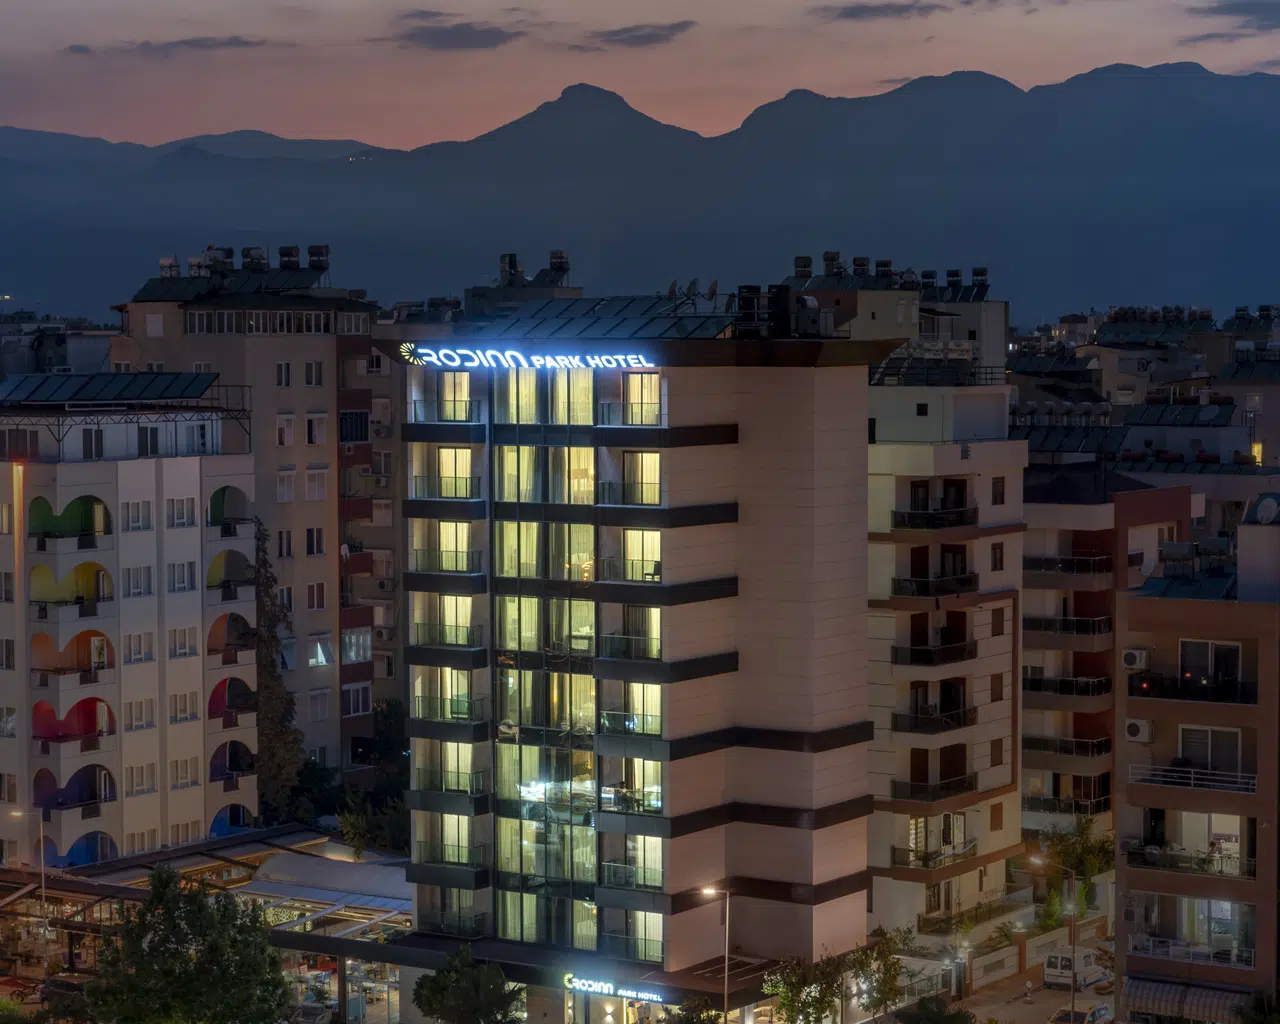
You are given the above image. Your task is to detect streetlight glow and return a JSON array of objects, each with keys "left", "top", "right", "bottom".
[{"left": 701, "top": 887, "right": 717, "bottom": 896}]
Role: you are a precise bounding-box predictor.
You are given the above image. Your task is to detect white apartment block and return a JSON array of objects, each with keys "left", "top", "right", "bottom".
[{"left": 0, "top": 372, "right": 257, "bottom": 867}]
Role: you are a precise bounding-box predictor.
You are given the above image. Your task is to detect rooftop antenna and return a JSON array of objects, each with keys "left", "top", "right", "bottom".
[{"left": 684, "top": 278, "right": 699, "bottom": 313}]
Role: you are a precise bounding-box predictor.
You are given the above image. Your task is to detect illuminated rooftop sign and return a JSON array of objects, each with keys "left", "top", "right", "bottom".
[
  {"left": 563, "top": 973, "right": 665, "bottom": 1003},
  {"left": 401, "top": 342, "right": 655, "bottom": 370}
]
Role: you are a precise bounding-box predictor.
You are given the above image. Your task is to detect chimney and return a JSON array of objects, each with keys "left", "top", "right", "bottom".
[
  {"left": 822, "top": 251, "right": 841, "bottom": 276},
  {"left": 794, "top": 256, "right": 813, "bottom": 280},
  {"left": 971, "top": 266, "right": 988, "bottom": 286}
]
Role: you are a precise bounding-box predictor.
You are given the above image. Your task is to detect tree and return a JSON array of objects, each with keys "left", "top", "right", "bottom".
[
  {"left": 1039, "top": 888, "right": 1063, "bottom": 930},
  {"left": 762, "top": 953, "right": 849, "bottom": 1024},
  {"left": 252, "top": 520, "right": 306, "bottom": 822},
  {"left": 338, "top": 797, "right": 371, "bottom": 859},
  {"left": 660, "top": 997, "right": 723, "bottom": 1024},
  {"left": 88, "top": 864, "right": 286, "bottom": 1024},
  {"left": 412, "top": 946, "right": 522, "bottom": 1024},
  {"left": 897, "top": 996, "right": 977, "bottom": 1024},
  {"left": 1043, "top": 816, "right": 1114, "bottom": 909},
  {"left": 369, "top": 698, "right": 410, "bottom": 799},
  {"left": 1238, "top": 994, "right": 1280, "bottom": 1024}
]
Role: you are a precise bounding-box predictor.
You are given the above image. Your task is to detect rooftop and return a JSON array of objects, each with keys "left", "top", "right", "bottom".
[{"left": 1023, "top": 466, "right": 1153, "bottom": 505}]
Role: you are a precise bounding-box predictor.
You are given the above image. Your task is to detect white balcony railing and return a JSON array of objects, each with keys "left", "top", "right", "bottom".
[
  {"left": 1128, "top": 934, "right": 1256, "bottom": 969},
  {"left": 1128, "top": 763, "right": 1257, "bottom": 794}
]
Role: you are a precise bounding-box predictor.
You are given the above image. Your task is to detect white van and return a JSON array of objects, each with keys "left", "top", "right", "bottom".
[{"left": 1044, "top": 949, "right": 1107, "bottom": 990}]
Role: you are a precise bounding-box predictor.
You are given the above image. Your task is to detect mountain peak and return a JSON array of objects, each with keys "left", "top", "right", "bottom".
[{"left": 556, "top": 83, "right": 631, "bottom": 107}]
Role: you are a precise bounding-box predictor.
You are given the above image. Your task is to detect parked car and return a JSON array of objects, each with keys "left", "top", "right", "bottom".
[
  {"left": 1044, "top": 949, "right": 1108, "bottom": 990},
  {"left": 1048, "top": 1004, "right": 1112, "bottom": 1024}
]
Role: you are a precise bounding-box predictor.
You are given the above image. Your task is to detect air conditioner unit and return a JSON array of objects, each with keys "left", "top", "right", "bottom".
[
  {"left": 376, "top": 578, "right": 396, "bottom": 592},
  {"left": 1122, "top": 648, "right": 1148, "bottom": 671},
  {"left": 342, "top": 443, "right": 356, "bottom": 456},
  {"left": 375, "top": 476, "right": 390, "bottom": 488},
  {"left": 373, "top": 425, "right": 392, "bottom": 439},
  {"left": 358, "top": 466, "right": 372, "bottom": 477},
  {"left": 1125, "top": 718, "right": 1153, "bottom": 743},
  {"left": 1122, "top": 906, "right": 1138, "bottom": 925},
  {"left": 373, "top": 627, "right": 395, "bottom": 643}
]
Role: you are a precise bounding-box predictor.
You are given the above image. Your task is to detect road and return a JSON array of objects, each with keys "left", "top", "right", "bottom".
[{"left": 960, "top": 975, "right": 1113, "bottom": 1024}]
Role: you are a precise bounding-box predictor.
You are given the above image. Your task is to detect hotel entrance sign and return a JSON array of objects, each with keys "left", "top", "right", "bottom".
[
  {"left": 401, "top": 343, "right": 656, "bottom": 370},
  {"left": 563, "top": 973, "right": 665, "bottom": 1003}
]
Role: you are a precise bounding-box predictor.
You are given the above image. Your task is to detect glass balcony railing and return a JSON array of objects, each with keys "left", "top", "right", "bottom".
[
  {"left": 891, "top": 840, "right": 978, "bottom": 869},
  {"left": 596, "top": 557, "right": 662, "bottom": 583},
  {"left": 414, "top": 768, "right": 488, "bottom": 795},
  {"left": 417, "top": 910, "right": 489, "bottom": 938},
  {"left": 412, "top": 695, "right": 486, "bottom": 722},
  {"left": 598, "top": 634, "right": 662, "bottom": 660},
  {"left": 410, "top": 622, "right": 484, "bottom": 648},
  {"left": 890, "top": 774, "right": 978, "bottom": 802},
  {"left": 1124, "top": 844, "right": 1256, "bottom": 879},
  {"left": 890, "top": 641, "right": 977, "bottom": 666},
  {"left": 412, "top": 549, "right": 483, "bottom": 573},
  {"left": 599, "top": 932, "right": 664, "bottom": 963},
  {"left": 1128, "top": 763, "right": 1257, "bottom": 794},
  {"left": 1022, "top": 616, "right": 1113, "bottom": 635},
  {"left": 414, "top": 840, "right": 489, "bottom": 868},
  {"left": 1022, "top": 675, "right": 1113, "bottom": 697},
  {"left": 410, "top": 475, "right": 480, "bottom": 500},
  {"left": 891, "top": 508, "right": 978, "bottom": 530},
  {"left": 890, "top": 708, "right": 977, "bottom": 734},
  {"left": 1023, "top": 734, "right": 1112, "bottom": 757},
  {"left": 597, "top": 481, "right": 662, "bottom": 507},
  {"left": 890, "top": 575, "right": 978, "bottom": 598},
  {"left": 1128, "top": 673, "right": 1258, "bottom": 705},
  {"left": 410, "top": 399, "right": 483, "bottom": 424},
  {"left": 598, "top": 402, "right": 664, "bottom": 427},
  {"left": 917, "top": 887, "right": 1033, "bottom": 936},
  {"left": 600, "top": 861, "right": 664, "bottom": 890},
  {"left": 1021, "top": 794, "right": 1111, "bottom": 815},
  {"left": 1128, "top": 934, "right": 1255, "bottom": 970},
  {"left": 598, "top": 711, "right": 661, "bottom": 737},
  {"left": 599, "top": 785, "right": 662, "bottom": 815},
  {"left": 1023, "top": 555, "right": 1113, "bottom": 574}
]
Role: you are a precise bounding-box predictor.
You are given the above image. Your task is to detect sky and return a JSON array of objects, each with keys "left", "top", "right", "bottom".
[{"left": 4, "top": 0, "right": 1280, "bottom": 147}]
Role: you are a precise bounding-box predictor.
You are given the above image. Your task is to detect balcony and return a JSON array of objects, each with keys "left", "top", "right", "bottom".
[
  {"left": 596, "top": 557, "right": 662, "bottom": 584},
  {"left": 1128, "top": 763, "right": 1257, "bottom": 794},
  {"left": 891, "top": 508, "right": 978, "bottom": 531},
  {"left": 206, "top": 580, "right": 253, "bottom": 604},
  {"left": 599, "top": 862, "right": 664, "bottom": 890},
  {"left": 1127, "top": 935, "right": 1255, "bottom": 970},
  {"left": 598, "top": 634, "right": 661, "bottom": 661},
  {"left": 29, "top": 530, "right": 111, "bottom": 554},
  {"left": 33, "top": 732, "right": 118, "bottom": 758},
  {"left": 410, "top": 622, "right": 485, "bottom": 648},
  {"left": 890, "top": 774, "right": 978, "bottom": 802},
  {"left": 417, "top": 910, "right": 489, "bottom": 939},
  {"left": 1022, "top": 675, "right": 1112, "bottom": 697},
  {"left": 31, "top": 667, "right": 114, "bottom": 691},
  {"left": 205, "top": 518, "right": 255, "bottom": 544},
  {"left": 917, "top": 886, "right": 1033, "bottom": 935},
  {"left": 30, "top": 598, "right": 113, "bottom": 624},
  {"left": 890, "top": 641, "right": 977, "bottom": 667},
  {"left": 412, "top": 549, "right": 483, "bottom": 574},
  {"left": 1022, "top": 555, "right": 1113, "bottom": 573},
  {"left": 213, "top": 770, "right": 256, "bottom": 794},
  {"left": 598, "top": 481, "right": 662, "bottom": 507},
  {"left": 1128, "top": 673, "right": 1258, "bottom": 705},
  {"left": 1023, "top": 615, "right": 1113, "bottom": 635},
  {"left": 598, "top": 932, "right": 664, "bottom": 964},
  {"left": 891, "top": 840, "right": 978, "bottom": 870},
  {"left": 410, "top": 400, "right": 483, "bottom": 424},
  {"left": 890, "top": 574, "right": 979, "bottom": 599},
  {"left": 598, "top": 402, "right": 664, "bottom": 427},
  {"left": 414, "top": 768, "right": 488, "bottom": 796},
  {"left": 600, "top": 785, "right": 662, "bottom": 816},
  {"left": 599, "top": 711, "right": 662, "bottom": 737},
  {"left": 890, "top": 708, "right": 978, "bottom": 735},
  {"left": 410, "top": 475, "right": 481, "bottom": 500},
  {"left": 412, "top": 695, "right": 487, "bottom": 722},
  {"left": 1021, "top": 794, "right": 1111, "bottom": 815},
  {"left": 1124, "top": 844, "right": 1257, "bottom": 879},
  {"left": 414, "top": 840, "right": 490, "bottom": 868},
  {"left": 1023, "top": 735, "right": 1112, "bottom": 757}
]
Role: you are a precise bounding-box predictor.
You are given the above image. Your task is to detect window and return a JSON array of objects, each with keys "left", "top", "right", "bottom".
[
  {"left": 123, "top": 565, "right": 153, "bottom": 598},
  {"left": 305, "top": 415, "right": 327, "bottom": 446},
  {"left": 916, "top": 403, "right": 928, "bottom": 417},
  {"left": 306, "top": 527, "right": 325, "bottom": 555},
  {"left": 342, "top": 627, "right": 372, "bottom": 664},
  {"left": 1178, "top": 640, "right": 1241, "bottom": 685},
  {"left": 145, "top": 360, "right": 164, "bottom": 372},
  {"left": 0, "top": 429, "right": 39, "bottom": 460},
  {"left": 167, "top": 561, "right": 197, "bottom": 593},
  {"left": 992, "top": 607, "right": 1005, "bottom": 637},
  {"left": 276, "top": 415, "right": 295, "bottom": 447},
  {"left": 81, "top": 428, "right": 104, "bottom": 460},
  {"left": 0, "top": 707, "right": 15, "bottom": 738},
  {"left": 339, "top": 410, "right": 370, "bottom": 443},
  {"left": 990, "top": 672, "right": 1004, "bottom": 702},
  {"left": 308, "top": 746, "right": 328, "bottom": 766},
  {"left": 193, "top": 361, "right": 212, "bottom": 374},
  {"left": 170, "top": 821, "right": 202, "bottom": 845},
  {"left": 550, "top": 368, "right": 594, "bottom": 425},
  {"left": 125, "top": 763, "right": 157, "bottom": 797},
  {"left": 990, "top": 738, "right": 1004, "bottom": 767},
  {"left": 342, "top": 682, "right": 372, "bottom": 717},
  {"left": 0, "top": 640, "right": 13, "bottom": 670},
  {"left": 277, "top": 471, "right": 295, "bottom": 503},
  {"left": 124, "top": 632, "right": 154, "bottom": 664},
  {"left": 124, "top": 699, "right": 155, "bottom": 731},
  {"left": 307, "top": 634, "right": 336, "bottom": 668},
  {"left": 305, "top": 470, "right": 328, "bottom": 501},
  {"left": 168, "top": 691, "right": 200, "bottom": 723},
  {"left": 548, "top": 447, "right": 595, "bottom": 504},
  {"left": 125, "top": 830, "right": 159, "bottom": 856},
  {"left": 137, "top": 426, "right": 159, "bottom": 457},
  {"left": 122, "top": 500, "right": 152, "bottom": 532},
  {"left": 621, "top": 450, "right": 661, "bottom": 505},
  {"left": 304, "top": 361, "right": 323, "bottom": 387},
  {"left": 496, "top": 367, "right": 538, "bottom": 424},
  {"left": 278, "top": 529, "right": 293, "bottom": 557},
  {"left": 168, "top": 627, "right": 198, "bottom": 658},
  {"left": 371, "top": 500, "right": 392, "bottom": 527},
  {"left": 0, "top": 505, "right": 10, "bottom": 535},
  {"left": 277, "top": 362, "right": 292, "bottom": 387},
  {"left": 991, "top": 542, "right": 1004, "bottom": 572},
  {"left": 280, "top": 637, "right": 297, "bottom": 671},
  {"left": 992, "top": 476, "right": 1006, "bottom": 506},
  {"left": 373, "top": 449, "right": 393, "bottom": 475},
  {"left": 308, "top": 689, "right": 329, "bottom": 722},
  {"left": 169, "top": 757, "right": 200, "bottom": 790},
  {"left": 165, "top": 497, "right": 196, "bottom": 527},
  {"left": 307, "top": 582, "right": 326, "bottom": 610},
  {"left": 990, "top": 802, "right": 1004, "bottom": 832},
  {"left": 0, "top": 776, "right": 17, "bottom": 804},
  {"left": 184, "top": 423, "right": 208, "bottom": 454},
  {"left": 278, "top": 586, "right": 293, "bottom": 613},
  {"left": 114, "top": 361, "right": 131, "bottom": 373},
  {"left": 0, "top": 572, "right": 11, "bottom": 602}
]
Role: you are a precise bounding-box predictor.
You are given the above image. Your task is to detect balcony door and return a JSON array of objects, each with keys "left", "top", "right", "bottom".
[
  {"left": 910, "top": 613, "right": 929, "bottom": 647},
  {"left": 910, "top": 546, "right": 929, "bottom": 580},
  {"left": 1179, "top": 726, "right": 1240, "bottom": 774},
  {"left": 910, "top": 681, "right": 930, "bottom": 716},
  {"left": 940, "top": 545, "right": 967, "bottom": 578},
  {"left": 940, "top": 811, "right": 965, "bottom": 855},
  {"left": 939, "top": 743, "right": 966, "bottom": 783},
  {"left": 910, "top": 748, "right": 929, "bottom": 785},
  {"left": 941, "top": 478, "right": 967, "bottom": 510},
  {"left": 941, "top": 611, "right": 967, "bottom": 646},
  {"left": 910, "top": 480, "right": 930, "bottom": 512},
  {"left": 940, "top": 678, "right": 966, "bottom": 716},
  {"left": 90, "top": 636, "right": 108, "bottom": 669}
]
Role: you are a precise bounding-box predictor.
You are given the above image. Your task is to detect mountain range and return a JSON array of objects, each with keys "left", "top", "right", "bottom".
[{"left": 2, "top": 62, "right": 1279, "bottom": 322}]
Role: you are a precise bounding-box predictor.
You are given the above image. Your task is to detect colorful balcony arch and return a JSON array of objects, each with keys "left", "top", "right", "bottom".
[
  {"left": 61, "top": 830, "right": 119, "bottom": 868},
  {"left": 31, "top": 629, "right": 114, "bottom": 674},
  {"left": 208, "top": 677, "right": 255, "bottom": 719},
  {"left": 207, "top": 612, "right": 254, "bottom": 656},
  {"left": 207, "top": 484, "right": 251, "bottom": 529},
  {"left": 209, "top": 803, "right": 255, "bottom": 839},
  {"left": 210, "top": 740, "right": 255, "bottom": 783},
  {"left": 206, "top": 548, "right": 253, "bottom": 589},
  {"left": 28, "top": 495, "right": 111, "bottom": 540},
  {"left": 29, "top": 561, "right": 113, "bottom": 605},
  {"left": 32, "top": 696, "right": 115, "bottom": 747}
]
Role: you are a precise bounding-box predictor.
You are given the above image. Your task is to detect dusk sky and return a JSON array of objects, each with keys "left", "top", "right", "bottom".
[{"left": 4, "top": 0, "right": 1280, "bottom": 147}]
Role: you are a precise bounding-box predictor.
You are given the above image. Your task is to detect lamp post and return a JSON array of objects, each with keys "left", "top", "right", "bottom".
[
  {"left": 1031, "top": 854, "right": 1078, "bottom": 1024},
  {"left": 10, "top": 808, "right": 48, "bottom": 980},
  {"left": 701, "top": 887, "right": 731, "bottom": 1021}
]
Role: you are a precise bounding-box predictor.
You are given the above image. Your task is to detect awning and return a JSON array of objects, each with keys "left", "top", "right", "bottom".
[{"left": 1123, "top": 978, "right": 1252, "bottom": 1023}]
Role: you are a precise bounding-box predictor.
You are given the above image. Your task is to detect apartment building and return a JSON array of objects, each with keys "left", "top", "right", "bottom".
[
  {"left": 0, "top": 371, "right": 257, "bottom": 867},
  {"left": 865, "top": 382, "right": 1028, "bottom": 943},
  {"left": 397, "top": 286, "right": 908, "bottom": 1019},
  {"left": 1019, "top": 468, "right": 1190, "bottom": 838},
  {"left": 115, "top": 247, "right": 381, "bottom": 776},
  {"left": 1116, "top": 495, "right": 1280, "bottom": 1019}
]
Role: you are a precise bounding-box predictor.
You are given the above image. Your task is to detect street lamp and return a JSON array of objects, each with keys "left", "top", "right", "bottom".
[
  {"left": 10, "top": 809, "right": 48, "bottom": 980},
  {"left": 701, "top": 888, "right": 731, "bottom": 1021},
  {"left": 1030, "top": 854, "right": 1078, "bottom": 1024}
]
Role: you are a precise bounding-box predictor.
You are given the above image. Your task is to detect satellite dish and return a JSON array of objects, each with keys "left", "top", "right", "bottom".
[
  {"left": 666, "top": 280, "right": 678, "bottom": 300},
  {"left": 684, "top": 278, "right": 699, "bottom": 300},
  {"left": 706, "top": 280, "right": 718, "bottom": 301},
  {"left": 1257, "top": 497, "right": 1278, "bottom": 524},
  {"left": 723, "top": 293, "right": 737, "bottom": 315}
]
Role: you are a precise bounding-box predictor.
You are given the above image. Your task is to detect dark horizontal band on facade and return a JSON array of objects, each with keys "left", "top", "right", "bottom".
[
  {"left": 490, "top": 574, "right": 738, "bottom": 607},
  {"left": 401, "top": 422, "right": 737, "bottom": 449},
  {"left": 596, "top": 793, "right": 874, "bottom": 839},
  {"left": 595, "top": 720, "right": 873, "bottom": 761},
  {"left": 401, "top": 499, "right": 740, "bottom": 529}
]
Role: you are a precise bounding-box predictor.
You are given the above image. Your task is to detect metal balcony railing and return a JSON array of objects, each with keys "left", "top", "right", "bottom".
[
  {"left": 596, "top": 557, "right": 662, "bottom": 583},
  {"left": 1128, "top": 673, "right": 1258, "bottom": 705},
  {"left": 1021, "top": 794, "right": 1111, "bottom": 815},
  {"left": 1023, "top": 734, "right": 1112, "bottom": 757},
  {"left": 599, "top": 711, "right": 662, "bottom": 737},
  {"left": 417, "top": 910, "right": 489, "bottom": 938},
  {"left": 1023, "top": 555, "right": 1113, "bottom": 574},
  {"left": 600, "top": 862, "right": 664, "bottom": 890},
  {"left": 1128, "top": 763, "right": 1257, "bottom": 794},
  {"left": 917, "top": 887, "right": 1033, "bottom": 935},
  {"left": 412, "top": 695, "right": 487, "bottom": 722},
  {"left": 1124, "top": 844, "right": 1256, "bottom": 879},
  {"left": 597, "top": 481, "right": 662, "bottom": 507},
  {"left": 890, "top": 508, "right": 978, "bottom": 530},
  {"left": 598, "top": 402, "right": 664, "bottom": 427},
  {"left": 1127, "top": 935, "right": 1255, "bottom": 969},
  {"left": 414, "top": 841, "right": 489, "bottom": 868},
  {"left": 890, "top": 774, "right": 978, "bottom": 802},
  {"left": 410, "top": 622, "right": 485, "bottom": 648},
  {"left": 890, "top": 708, "right": 978, "bottom": 734},
  {"left": 599, "top": 785, "right": 662, "bottom": 815},
  {"left": 410, "top": 475, "right": 480, "bottom": 500},
  {"left": 598, "top": 634, "right": 662, "bottom": 660},
  {"left": 1022, "top": 675, "right": 1112, "bottom": 697},
  {"left": 890, "top": 574, "right": 978, "bottom": 598},
  {"left": 890, "top": 641, "right": 977, "bottom": 666},
  {"left": 891, "top": 840, "right": 978, "bottom": 869},
  {"left": 412, "top": 549, "right": 483, "bottom": 574},
  {"left": 1022, "top": 615, "right": 1113, "bottom": 635},
  {"left": 414, "top": 769, "right": 488, "bottom": 795}
]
